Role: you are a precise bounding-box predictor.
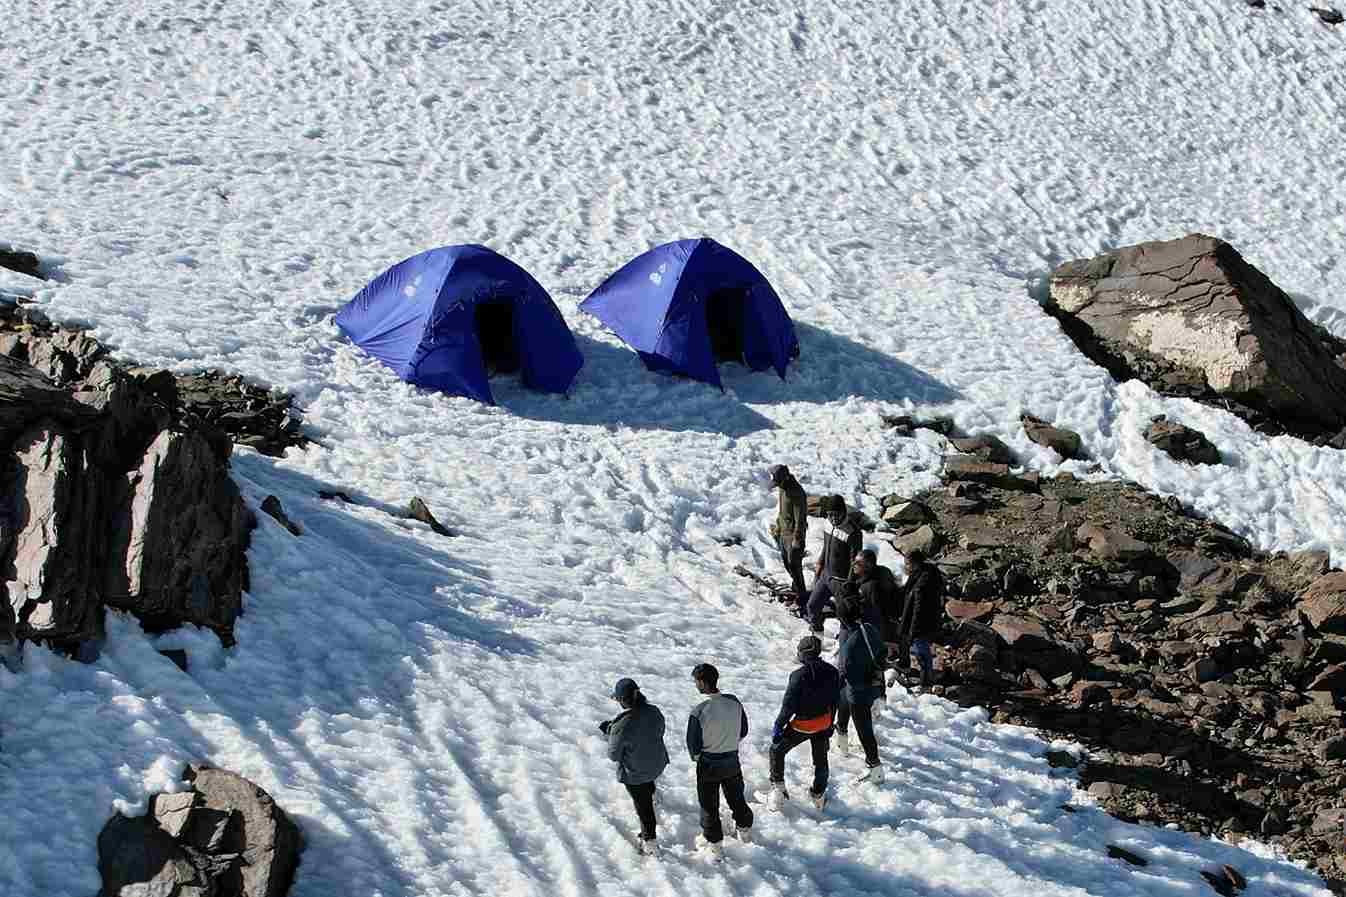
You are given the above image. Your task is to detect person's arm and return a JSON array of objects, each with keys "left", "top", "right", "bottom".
[
  {"left": 739, "top": 699, "right": 749, "bottom": 739},
  {"left": 607, "top": 714, "right": 626, "bottom": 762},
  {"left": 686, "top": 708, "right": 703, "bottom": 762},
  {"left": 789, "top": 491, "right": 807, "bottom": 548}
]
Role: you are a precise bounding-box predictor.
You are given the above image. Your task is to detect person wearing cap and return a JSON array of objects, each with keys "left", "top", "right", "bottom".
[
  {"left": 686, "top": 663, "right": 753, "bottom": 856},
  {"left": 804, "top": 495, "right": 863, "bottom": 637},
  {"left": 767, "top": 634, "right": 841, "bottom": 811},
  {"left": 834, "top": 596, "right": 887, "bottom": 783},
  {"left": 600, "top": 678, "right": 670, "bottom": 855},
  {"left": 895, "top": 546, "right": 945, "bottom": 688},
  {"left": 768, "top": 464, "right": 808, "bottom": 604}
]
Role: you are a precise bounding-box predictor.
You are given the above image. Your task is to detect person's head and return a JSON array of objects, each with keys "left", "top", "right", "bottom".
[
  {"left": 827, "top": 494, "right": 847, "bottom": 525},
  {"left": 904, "top": 546, "right": 927, "bottom": 567},
  {"left": 836, "top": 595, "right": 861, "bottom": 626},
  {"left": 853, "top": 548, "right": 876, "bottom": 577},
  {"left": 769, "top": 464, "right": 790, "bottom": 489},
  {"left": 612, "top": 677, "right": 641, "bottom": 709},
  {"left": 796, "top": 634, "right": 822, "bottom": 664},
  {"left": 691, "top": 662, "right": 719, "bottom": 694}
]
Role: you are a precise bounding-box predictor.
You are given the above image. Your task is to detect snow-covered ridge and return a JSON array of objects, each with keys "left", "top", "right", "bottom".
[{"left": 2, "top": 0, "right": 1345, "bottom": 894}]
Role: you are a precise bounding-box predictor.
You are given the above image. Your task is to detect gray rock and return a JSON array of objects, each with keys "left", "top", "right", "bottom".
[
  {"left": 259, "top": 495, "right": 302, "bottom": 537},
  {"left": 0, "top": 354, "right": 100, "bottom": 443},
  {"left": 1144, "top": 416, "right": 1221, "bottom": 465},
  {"left": 1299, "top": 573, "right": 1346, "bottom": 633},
  {"left": 1321, "top": 737, "right": 1346, "bottom": 762},
  {"left": 152, "top": 791, "right": 199, "bottom": 839},
  {"left": 1047, "top": 234, "right": 1346, "bottom": 438},
  {"left": 1307, "top": 663, "right": 1346, "bottom": 694},
  {"left": 407, "top": 497, "right": 454, "bottom": 537},
  {"left": 1075, "top": 523, "right": 1151, "bottom": 561},
  {"left": 1311, "top": 6, "right": 1344, "bottom": 25},
  {"left": 943, "top": 457, "right": 1040, "bottom": 492},
  {"left": 890, "top": 524, "right": 940, "bottom": 558},
  {"left": 1046, "top": 749, "right": 1080, "bottom": 768},
  {"left": 881, "top": 499, "right": 934, "bottom": 528},
  {"left": 188, "top": 765, "right": 301, "bottom": 897},
  {"left": 97, "top": 812, "right": 215, "bottom": 897},
  {"left": 1188, "top": 656, "right": 1222, "bottom": 684},
  {"left": 1022, "top": 413, "right": 1085, "bottom": 460},
  {"left": 948, "top": 433, "right": 1015, "bottom": 465},
  {"left": 1106, "top": 844, "right": 1148, "bottom": 866},
  {"left": 0, "top": 248, "right": 41, "bottom": 279}
]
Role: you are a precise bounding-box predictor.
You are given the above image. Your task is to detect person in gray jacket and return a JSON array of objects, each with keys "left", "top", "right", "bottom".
[
  {"left": 601, "top": 677, "right": 670, "bottom": 855},
  {"left": 686, "top": 663, "right": 753, "bottom": 856}
]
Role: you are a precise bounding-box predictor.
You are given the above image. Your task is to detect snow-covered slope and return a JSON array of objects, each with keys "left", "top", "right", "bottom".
[{"left": 2, "top": 0, "right": 1344, "bottom": 894}]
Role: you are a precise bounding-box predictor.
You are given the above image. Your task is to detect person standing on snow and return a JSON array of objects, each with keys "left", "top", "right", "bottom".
[
  {"left": 767, "top": 634, "right": 842, "bottom": 811},
  {"left": 895, "top": 546, "right": 946, "bottom": 688},
  {"left": 686, "top": 663, "right": 754, "bottom": 857},
  {"left": 804, "top": 495, "right": 863, "bottom": 638},
  {"left": 601, "top": 678, "right": 670, "bottom": 855},
  {"left": 834, "top": 597, "right": 887, "bottom": 783},
  {"left": 854, "top": 549, "right": 903, "bottom": 644},
  {"left": 768, "top": 464, "right": 808, "bottom": 604}
]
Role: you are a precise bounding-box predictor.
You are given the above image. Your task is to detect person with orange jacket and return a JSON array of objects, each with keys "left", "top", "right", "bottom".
[{"left": 766, "top": 635, "right": 841, "bottom": 811}]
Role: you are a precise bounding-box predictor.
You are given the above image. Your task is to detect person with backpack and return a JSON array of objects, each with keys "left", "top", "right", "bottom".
[
  {"left": 834, "top": 596, "right": 887, "bottom": 782},
  {"left": 767, "top": 634, "right": 842, "bottom": 811},
  {"left": 896, "top": 546, "right": 945, "bottom": 688},
  {"left": 686, "top": 663, "right": 753, "bottom": 858},
  {"left": 768, "top": 464, "right": 808, "bottom": 604},
  {"left": 804, "top": 495, "right": 863, "bottom": 638},
  {"left": 601, "top": 678, "right": 670, "bottom": 855}
]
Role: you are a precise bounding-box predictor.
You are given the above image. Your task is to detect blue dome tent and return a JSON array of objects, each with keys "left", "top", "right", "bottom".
[
  {"left": 336, "top": 245, "right": 582, "bottom": 405},
  {"left": 580, "top": 238, "right": 799, "bottom": 389}
]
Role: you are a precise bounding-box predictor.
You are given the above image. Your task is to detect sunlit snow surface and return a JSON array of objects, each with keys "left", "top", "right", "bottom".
[{"left": 2, "top": 0, "right": 1345, "bottom": 894}]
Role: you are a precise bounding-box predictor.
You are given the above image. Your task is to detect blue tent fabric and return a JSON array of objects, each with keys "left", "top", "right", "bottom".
[
  {"left": 580, "top": 238, "right": 799, "bottom": 389},
  {"left": 335, "top": 245, "right": 582, "bottom": 404}
]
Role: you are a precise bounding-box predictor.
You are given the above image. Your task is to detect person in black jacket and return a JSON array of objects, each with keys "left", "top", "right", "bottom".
[
  {"left": 804, "top": 495, "right": 863, "bottom": 638},
  {"left": 835, "top": 596, "right": 887, "bottom": 782},
  {"left": 600, "top": 678, "right": 670, "bottom": 855},
  {"left": 767, "top": 635, "right": 841, "bottom": 811},
  {"left": 896, "top": 547, "right": 945, "bottom": 687},
  {"left": 854, "top": 550, "right": 903, "bottom": 643}
]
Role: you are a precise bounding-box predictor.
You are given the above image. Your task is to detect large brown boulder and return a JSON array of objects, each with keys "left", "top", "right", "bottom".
[
  {"left": 187, "top": 766, "right": 302, "bottom": 897},
  {"left": 1047, "top": 234, "right": 1346, "bottom": 439}
]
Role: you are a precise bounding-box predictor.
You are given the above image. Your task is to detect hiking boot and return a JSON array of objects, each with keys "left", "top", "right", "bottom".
[
  {"left": 835, "top": 730, "right": 850, "bottom": 754},
  {"left": 636, "top": 837, "right": 658, "bottom": 857},
  {"left": 767, "top": 781, "right": 788, "bottom": 811},
  {"left": 696, "top": 836, "right": 724, "bottom": 861},
  {"left": 860, "top": 763, "right": 885, "bottom": 785},
  {"left": 809, "top": 789, "right": 827, "bottom": 811},
  {"left": 735, "top": 824, "right": 753, "bottom": 843}
]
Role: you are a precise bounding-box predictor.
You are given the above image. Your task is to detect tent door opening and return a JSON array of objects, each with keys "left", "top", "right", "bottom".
[
  {"left": 475, "top": 300, "right": 521, "bottom": 374},
  {"left": 705, "top": 287, "right": 748, "bottom": 364}
]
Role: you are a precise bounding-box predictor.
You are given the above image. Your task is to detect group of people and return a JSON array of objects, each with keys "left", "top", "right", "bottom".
[{"left": 598, "top": 464, "right": 946, "bottom": 858}]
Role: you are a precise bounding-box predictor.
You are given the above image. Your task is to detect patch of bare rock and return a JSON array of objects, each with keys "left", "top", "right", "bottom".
[
  {"left": 1046, "top": 233, "right": 1346, "bottom": 446},
  {"left": 880, "top": 452, "right": 1346, "bottom": 891},
  {"left": 97, "top": 765, "right": 302, "bottom": 897},
  {"left": 0, "top": 302, "right": 307, "bottom": 654}
]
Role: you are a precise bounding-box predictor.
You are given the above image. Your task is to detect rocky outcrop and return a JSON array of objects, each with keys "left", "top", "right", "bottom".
[
  {"left": 97, "top": 765, "right": 302, "bottom": 897},
  {"left": 0, "top": 303, "right": 283, "bottom": 650},
  {"left": 1046, "top": 234, "right": 1346, "bottom": 442},
  {"left": 879, "top": 460, "right": 1346, "bottom": 889},
  {"left": 1144, "top": 416, "right": 1222, "bottom": 465}
]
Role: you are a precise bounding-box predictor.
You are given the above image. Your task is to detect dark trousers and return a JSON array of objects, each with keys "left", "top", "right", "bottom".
[
  {"left": 624, "top": 782, "right": 657, "bottom": 841},
  {"left": 836, "top": 695, "right": 880, "bottom": 766},
  {"left": 804, "top": 577, "right": 837, "bottom": 632},
  {"left": 769, "top": 728, "right": 830, "bottom": 796},
  {"left": 777, "top": 538, "right": 807, "bottom": 602},
  {"left": 696, "top": 772, "right": 753, "bottom": 843}
]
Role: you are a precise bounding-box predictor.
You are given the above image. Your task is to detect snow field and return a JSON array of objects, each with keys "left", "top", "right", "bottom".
[{"left": 3, "top": 0, "right": 1346, "bottom": 894}]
